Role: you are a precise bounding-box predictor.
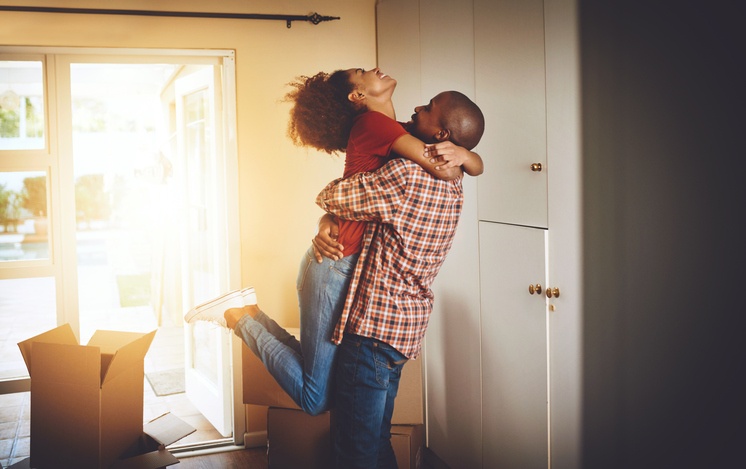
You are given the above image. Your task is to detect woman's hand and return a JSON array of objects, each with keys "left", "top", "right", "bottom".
[
  {"left": 312, "top": 213, "right": 344, "bottom": 262},
  {"left": 424, "top": 141, "right": 469, "bottom": 170}
]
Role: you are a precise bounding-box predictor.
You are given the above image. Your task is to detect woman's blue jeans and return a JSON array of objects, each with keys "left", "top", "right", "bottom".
[
  {"left": 333, "top": 334, "right": 408, "bottom": 469},
  {"left": 233, "top": 246, "right": 359, "bottom": 416}
]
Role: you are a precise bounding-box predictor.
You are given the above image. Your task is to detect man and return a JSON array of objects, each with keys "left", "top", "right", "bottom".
[{"left": 315, "top": 90, "right": 485, "bottom": 468}]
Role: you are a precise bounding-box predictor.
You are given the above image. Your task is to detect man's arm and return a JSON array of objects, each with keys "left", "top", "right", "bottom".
[{"left": 316, "top": 159, "right": 413, "bottom": 224}]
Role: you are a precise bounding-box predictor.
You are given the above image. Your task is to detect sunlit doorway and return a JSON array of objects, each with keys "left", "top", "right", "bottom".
[{"left": 0, "top": 49, "right": 242, "bottom": 457}]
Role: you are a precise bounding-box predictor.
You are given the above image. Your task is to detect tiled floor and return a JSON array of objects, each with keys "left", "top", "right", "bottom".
[{"left": 0, "top": 392, "right": 29, "bottom": 467}]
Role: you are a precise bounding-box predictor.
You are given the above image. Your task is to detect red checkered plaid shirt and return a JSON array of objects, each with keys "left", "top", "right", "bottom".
[{"left": 316, "top": 158, "right": 464, "bottom": 358}]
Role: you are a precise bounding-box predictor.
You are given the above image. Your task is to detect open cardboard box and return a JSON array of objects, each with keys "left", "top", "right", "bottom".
[{"left": 17, "top": 324, "right": 194, "bottom": 468}]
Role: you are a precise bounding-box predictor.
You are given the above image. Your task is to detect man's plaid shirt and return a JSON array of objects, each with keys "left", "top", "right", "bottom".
[{"left": 316, "top": 158, "right": 464, "bottom": 358}]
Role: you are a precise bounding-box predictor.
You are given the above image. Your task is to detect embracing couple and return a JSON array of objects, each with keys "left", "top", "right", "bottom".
[{"left": 186, "top": 66, "right": 485, "bottom": 469}]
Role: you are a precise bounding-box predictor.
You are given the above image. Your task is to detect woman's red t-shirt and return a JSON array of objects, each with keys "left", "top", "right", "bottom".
[{"left": 337, "top": 111, "right": 408, "bottom": 256}]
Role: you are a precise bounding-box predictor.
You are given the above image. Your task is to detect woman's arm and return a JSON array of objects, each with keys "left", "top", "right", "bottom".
[{"left": 391, "top": 134, "right": 464, "bottom": 181}]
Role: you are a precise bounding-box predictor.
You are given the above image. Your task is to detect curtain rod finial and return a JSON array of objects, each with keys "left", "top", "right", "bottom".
[{"left": 287, "top": 12, "right": 340, "bottom": 28}]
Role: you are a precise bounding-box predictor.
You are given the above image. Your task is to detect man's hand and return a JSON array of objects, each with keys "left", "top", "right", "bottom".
[
  {"left": 312, "top": 213, "right": 344, "bottom": 262},
  {"left": 424, "top": 141, "right": 469, "bottom": 170}
]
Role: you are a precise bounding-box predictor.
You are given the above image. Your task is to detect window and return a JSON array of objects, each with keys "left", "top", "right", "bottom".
[{"left": 0, "top": 60, "right": 45, "bottom": 150}]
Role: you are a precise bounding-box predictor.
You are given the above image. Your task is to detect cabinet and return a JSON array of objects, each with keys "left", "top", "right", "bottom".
[
  {"left": 479, "top": 222, "right": 547, "bottom": 468},
  {"left": 475, "top": 1, "right": 550, "bottom": 466}
]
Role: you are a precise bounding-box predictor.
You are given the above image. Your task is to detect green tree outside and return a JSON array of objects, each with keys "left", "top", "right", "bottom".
[{"left": 20, "top": 176, "right": 46, "bottom": 217}]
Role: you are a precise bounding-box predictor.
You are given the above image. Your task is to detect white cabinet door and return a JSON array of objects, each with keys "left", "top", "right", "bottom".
[
  {"left": 475, "top": 0, "right": 548, "bottom": 228},
  {"left": 480, "top": 221, "right": 548, "bottom": 468}
]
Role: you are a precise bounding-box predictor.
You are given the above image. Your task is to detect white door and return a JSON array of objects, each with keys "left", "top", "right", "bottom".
[
  {"left": 479, "top": 221, "right": 548, "bottom": 468},
  {"left": 176, "top": 67, "right": 234, "bottom": 437}
]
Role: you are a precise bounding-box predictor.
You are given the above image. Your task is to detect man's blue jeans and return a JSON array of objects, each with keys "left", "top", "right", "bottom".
[
  {"left": 233, "top": 247, "right": 359, "bottom": 415},
  {"left": 333, "top": 334, "right": 408, "bottom": 469}
]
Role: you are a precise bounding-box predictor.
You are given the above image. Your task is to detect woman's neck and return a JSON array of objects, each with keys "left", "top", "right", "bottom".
[{"left": 365, "top": 99, "right": 396, "bottom": 120}]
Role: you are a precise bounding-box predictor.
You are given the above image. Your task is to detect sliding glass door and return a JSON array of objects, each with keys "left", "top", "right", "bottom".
[{"left": 0, "top": 47, "right": 243, "bottom": 447}]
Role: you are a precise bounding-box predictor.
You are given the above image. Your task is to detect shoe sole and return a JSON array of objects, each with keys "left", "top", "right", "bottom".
[
  {"left": 184, "top": 290, "right": 243, "bottom": 323},
  {"left": 184, "top": 287, "right": 257, "bottom": 323}
]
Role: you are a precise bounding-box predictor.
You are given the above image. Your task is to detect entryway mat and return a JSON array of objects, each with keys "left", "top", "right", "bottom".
[{"left": 145, "top": 369, "right": 185, "bottom": 396}]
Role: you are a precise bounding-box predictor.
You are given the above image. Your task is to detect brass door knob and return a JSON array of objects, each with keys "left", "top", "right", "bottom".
[
  {"left": 546, "top": 287, "right": 560, "bottom": 298},
  {"left": 530, "top": 163, "right": 542, "bottom": 172},
  {"left": 528, "top": 284, "right": 542, "bottom": 295}
]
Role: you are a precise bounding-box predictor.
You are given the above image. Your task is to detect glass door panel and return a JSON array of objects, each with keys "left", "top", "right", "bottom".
[{"left": 69, "top": 63, "right": 179, "bottom": 341}]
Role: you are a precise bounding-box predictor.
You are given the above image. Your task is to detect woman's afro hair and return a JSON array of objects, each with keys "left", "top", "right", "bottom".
[{"left": 285, "top": 70, "right": 361, "bottom": 155}]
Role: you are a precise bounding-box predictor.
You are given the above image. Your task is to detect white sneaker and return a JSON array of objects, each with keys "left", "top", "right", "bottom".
[
  {"left": 240, "top": 286, "right": 257, "bottom": 306},
  {"left": 184, "top": 290, "right": 245, "bottom": 327}
]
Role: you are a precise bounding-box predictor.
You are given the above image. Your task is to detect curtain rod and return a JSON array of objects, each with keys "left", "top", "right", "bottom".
[{"left": 0, "top": 6, "right": 340, "bottom": 28}]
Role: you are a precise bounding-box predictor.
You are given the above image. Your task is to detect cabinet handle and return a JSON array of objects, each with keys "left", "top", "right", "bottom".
[
  {"left": 546, "top": 287, "right": 560, "bottom": 298},
  {"left": 530, "top": 163, "right": 542, "bottom": 172},
  {"left": 528, "top": 284, "right": 542, "bottom": 295}
]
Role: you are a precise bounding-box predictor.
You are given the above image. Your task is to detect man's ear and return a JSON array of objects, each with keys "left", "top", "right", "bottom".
[{"left": 434, "top": 129, "right": 451, "bottom": 142}]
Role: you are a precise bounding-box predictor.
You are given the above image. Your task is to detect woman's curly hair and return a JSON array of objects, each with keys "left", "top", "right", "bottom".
[{"left": 285, "top": 70, "right": 363, "bottom": 155}]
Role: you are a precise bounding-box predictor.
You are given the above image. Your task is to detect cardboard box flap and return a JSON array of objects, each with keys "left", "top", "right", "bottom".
[
  {"left": 32, "top": 341, "right": 101, "bottom": 387},
  {"left": 88, "top": 330, "right": 156, "bottom": 385},
  {"left": 143, "top": 413, "right": 196, "bottom": 446},
  {"left": 109, "top": 448, "right": 179, "bottom": 469},
  {"left": 17, "top": 323, "right": 78, "bottom": 378}
]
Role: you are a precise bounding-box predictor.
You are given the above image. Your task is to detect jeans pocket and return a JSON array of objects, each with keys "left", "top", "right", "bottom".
[{"left": 372, "top": 342, "right": 407, "bottom": 387}]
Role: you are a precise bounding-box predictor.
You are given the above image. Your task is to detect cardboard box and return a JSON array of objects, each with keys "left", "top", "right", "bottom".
[
  {"left": 242, "top": 328, "right": 300, "bottom": 410},
  {"left": 242, "top": 330, "right": 423, "bottom": 424},
  {"left": 17, "top": 324, "right": 157, "bottom": 468},
  {"left": 266, "top": 407, "right": 331, "bottom": 469},
  {"left": 391, "top": 424, "right": 425, "bottom": 469},
  {"left": 391, "top": 358, "right": 423, "bottom": 424},
  {"left": 265, "top": 408, "right": 424, "bottom": 469}
]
